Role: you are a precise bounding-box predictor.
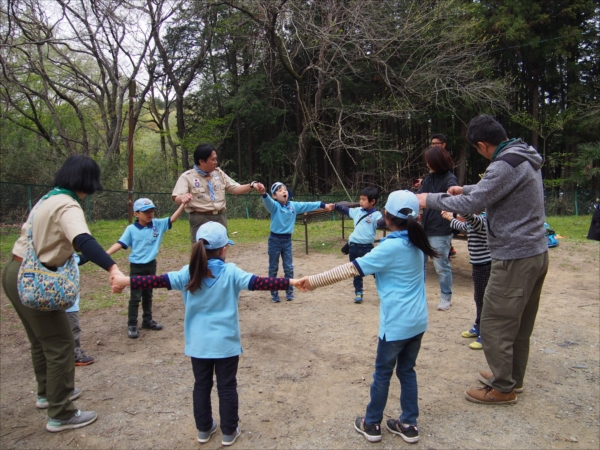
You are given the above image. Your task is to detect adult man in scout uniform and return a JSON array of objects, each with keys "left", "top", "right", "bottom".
[{"left": 172, "top": 143, "right": 264, "bottom": 243}]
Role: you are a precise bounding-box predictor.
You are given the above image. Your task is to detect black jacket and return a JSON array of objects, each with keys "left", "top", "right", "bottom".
[{"left": 417, "top": 170, "right": 458, "bottom": 236}]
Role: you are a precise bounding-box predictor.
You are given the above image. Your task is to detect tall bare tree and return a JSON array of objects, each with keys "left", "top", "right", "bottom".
[{"left": 0, "top": 0, "right": 153, "bottom": 157}]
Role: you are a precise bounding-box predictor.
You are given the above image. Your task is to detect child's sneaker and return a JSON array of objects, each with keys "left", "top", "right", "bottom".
[
  {"left": 354, "top": 292, "right": 363, "bottom": 303},
  {"left": 46, "top": 410, "right": 97, "bottom": 432},
  {"left": 469, "top": 336, "right": 483, "bottom": 350},
  {"left": 286, "top": 294, "right": 294, "bottom": 301},
  {"left": 461, "top": 325, "right": 479, "bottom": 338},
  {"left": 271, "top": 292, "right": 280, "bottom": 303},
  {"left": 222, "top": 426, "right": 241, "bottom": 446},
  {"left": 36, "top": 388, "right": 82, "bottom": 409},
  {"left": 437, "top": 298, "right": 452, "bottom": 310},
  {"left": 197, "top": 419, "right": 217, "bottom": 443},
  {"left": 128, "top": 326, "right": 139, "bottom": 339},
  {"left": 142, "top": 320, "right": 163, "bottom": 330},
  {"left": 386, "top": 419, "right": 419, "bottom": 443},
  {"left": 354, "top": 416, "right": 381, "bottom": 442}
]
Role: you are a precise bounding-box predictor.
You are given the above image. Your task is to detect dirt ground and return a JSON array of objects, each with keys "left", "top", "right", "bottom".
[{"left": 1, "top": 238, "right": 599, "bottom": 449}]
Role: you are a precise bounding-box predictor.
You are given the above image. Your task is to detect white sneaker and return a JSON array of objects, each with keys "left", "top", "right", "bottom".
[{"left": 437, "top": 299, "right": 452, "bottom": 311}]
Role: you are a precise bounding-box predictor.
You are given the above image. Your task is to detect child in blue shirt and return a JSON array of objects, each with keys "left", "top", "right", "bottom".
[
  {"left": 298, "top": 190, "right": 439, "bottom": 444},
  {"left": 329, "top": 186, "right": 382, "bottom": 303},
  {"left": 111, "top": 221, "right": 299, "bottom": 447},
  {"left": 259, "top": 182, "right": 333, "bottom": 302},
  {"left": 107, "top": 195, "right": 191, "bottom": 338}
]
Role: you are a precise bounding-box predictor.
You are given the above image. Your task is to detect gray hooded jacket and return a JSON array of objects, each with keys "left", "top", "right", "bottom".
[{"left": 426, "top": 139, "right": 547, "bottom": 260}]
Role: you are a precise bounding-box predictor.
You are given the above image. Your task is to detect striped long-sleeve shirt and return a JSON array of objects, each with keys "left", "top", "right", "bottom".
[{"left": 449, "top": 214, "right": 491, "bottom": 266}]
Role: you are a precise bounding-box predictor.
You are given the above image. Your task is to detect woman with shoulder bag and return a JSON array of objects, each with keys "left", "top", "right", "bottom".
[{"left": 1, "top": 155, "right": 124, "bottom": 433}]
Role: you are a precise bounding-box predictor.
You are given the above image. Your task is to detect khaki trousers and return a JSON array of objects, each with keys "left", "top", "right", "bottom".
[
  {"left": 480, "top": 252, "right": 549, "bottom": 392},
  {"left": 2, "top": 258, "right": 77, "bottom": 420},
  {"left": 188, "top": 213, "right": 227, "bottom": 244}
]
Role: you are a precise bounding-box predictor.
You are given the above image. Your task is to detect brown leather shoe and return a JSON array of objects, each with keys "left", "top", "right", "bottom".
[
  {"left": 465, "top": 385, "right": 517, "bottom": 404},
  {"left": 478, "top": 370, "right": 524, "bottom": 393}
]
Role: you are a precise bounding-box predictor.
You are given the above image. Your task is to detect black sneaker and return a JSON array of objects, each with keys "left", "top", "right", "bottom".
[
  {"left": 141, "top": 320, "right": 163, "bottom": 330},
  {"left": 128, "top": 326, "right": 139, "bottom": 339},
  {"left": 354, "top": 416, "right": 381, "bottom": 442},
  {"left": 74, "top": 348, "right": 95, "bottom": 366},
  {"left": 386, "top": 419, "right": 419, "bottom": 443}
]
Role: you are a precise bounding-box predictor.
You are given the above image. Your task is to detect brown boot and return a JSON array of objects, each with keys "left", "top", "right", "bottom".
[
  {"left": 478, "top": 370, "right": 524, "bottom": 393},
  {"left": 465, "top": 385, "right": 517, "bottom": 405}
]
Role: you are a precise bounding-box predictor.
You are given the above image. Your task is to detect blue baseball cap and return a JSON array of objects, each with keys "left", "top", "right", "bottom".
[
  {"left": 270, "top": 182, "right": 293, "bottom": 198},
  {"left": 133, "top": 198, "right": 156, "bottom": 212},
  {"left": 384, "top": 190, "right": 419, "bottom": 219},
  {"left": 195, "top": 222, "right": 235, "bottom": 249}
]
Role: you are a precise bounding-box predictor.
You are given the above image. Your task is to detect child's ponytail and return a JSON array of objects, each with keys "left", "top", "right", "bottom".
[
  {"left": 186, "top": 240, "right": 209, "bottom": 292},
  {"left": 385, "top": 211, "right": 439, "bottom": 259},
  {"left": 406, "top": 215, "right": 439, "bottom": 259}
]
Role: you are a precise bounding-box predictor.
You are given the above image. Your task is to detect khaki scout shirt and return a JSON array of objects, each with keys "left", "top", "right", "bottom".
[
  {"left": 12, "top": 195, "right": 91, "bottom": 267},
  {"left": 172, "top": 167, "right": 240, "bottom": 213}
]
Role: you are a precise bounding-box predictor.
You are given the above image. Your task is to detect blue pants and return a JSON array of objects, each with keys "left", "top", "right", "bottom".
[
  {"left": 426, "top": 234, "right": 453, "bottom": 302},
  {"left": 348, "top": 243, "right": 374, "bottom": 292},
  {"left": 268, "top": 235, "right": 294, "bottom": 299},
  {"left": 365, "top": 333, "right": 424, "bottom": 426}
]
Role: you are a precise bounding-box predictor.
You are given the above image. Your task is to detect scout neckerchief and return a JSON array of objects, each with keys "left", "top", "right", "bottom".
[
  {"left": 42, "top": 187, "right": 81, "bottom": 203},
  {"left": 194, "top": 166, "right": 216, "bottom": 201}
]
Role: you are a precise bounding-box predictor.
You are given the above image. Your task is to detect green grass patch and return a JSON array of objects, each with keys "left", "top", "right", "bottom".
[{"left": 545, "top": 215, "right": 593, "bottom": 242}]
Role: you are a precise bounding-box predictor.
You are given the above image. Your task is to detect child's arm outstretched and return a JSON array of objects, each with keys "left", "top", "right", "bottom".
[
  {"left": 332, "top": 203, "right": 349, "bottom": 215},
  {"left": 297, "top": 262, "right": 360, "bottom": 291},
  {"left": 441, "top": 211, "right": 468, "bottom": 234},
  {"left": 462, "top": 213, "right": 486, "bottom": 232},
  {"left": 170, "top": 193, "right": 192, "bottom": 223},
  {"left": 112, "top": 273, "right": 302, "bottom": 292},
  {"left": 106, "top": 242, "right": 124, "bottom": 256}
]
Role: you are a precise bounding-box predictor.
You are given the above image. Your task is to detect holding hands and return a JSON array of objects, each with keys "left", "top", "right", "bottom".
[
  {"left": 441, "top": 210, "right": 454, "bottom": 221},
  {"left": 324, "top": 203, "right": 335, "bottom": 212},
  {"left": 180, "top": 193, "right": 193, "bottom": 204},
  {"left": 250, "top": 181, "right": 265, "bottom": 194}
]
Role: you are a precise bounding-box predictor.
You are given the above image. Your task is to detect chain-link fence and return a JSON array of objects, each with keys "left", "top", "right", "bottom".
[
  {"left": 0, "top": 182, "right": 352, "bottom": 225},
  {"left": 1, "top": 182, "right": 597, "bottom": 225}
]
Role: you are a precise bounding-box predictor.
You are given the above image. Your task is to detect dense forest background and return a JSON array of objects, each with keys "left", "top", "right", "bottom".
[{"left": 1, "top": 0, "right": 599, "bottom": 197}]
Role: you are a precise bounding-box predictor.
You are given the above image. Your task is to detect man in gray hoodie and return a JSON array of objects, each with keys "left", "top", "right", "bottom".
[{"left": 416, "top": 114, "right": 548, "bottom": 405}]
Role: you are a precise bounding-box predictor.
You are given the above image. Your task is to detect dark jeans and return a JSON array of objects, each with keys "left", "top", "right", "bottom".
[
  {"left": 2, "top": 258, "right": 77, "bottom": 420},
  {"left": 128, "top": 260, "right": 156, "bottom": 326},
  {"left": 365, "top": 333, "right": 424, "bottom": 427},
  {"left": 191, "top": 356, "right": 239, "bottom": 435},
  {"left": 268, "top": 234, "right": 294, "bottom": 298},
  {"left": 349, "top": 243, "right": 374, "bottom": 292}
]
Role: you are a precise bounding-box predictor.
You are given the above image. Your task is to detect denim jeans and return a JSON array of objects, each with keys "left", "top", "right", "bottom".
[
  {"left": 426, "top": 234, "right": 453, "bottom": 301},
  {"left": 129, "top": 260, "right": 157, "bottom": 326},
  {"left": 191, "top": 356, "right": 239, "bottom": 435},
  {"left": 268, "top": 234, "right": 294, "bottom": 298},
  {"left": 364, "top": 333, "right": 424, "bottom": 426},
  {"left": 349, "top": 243, "right": 374, "bottom": 292}
]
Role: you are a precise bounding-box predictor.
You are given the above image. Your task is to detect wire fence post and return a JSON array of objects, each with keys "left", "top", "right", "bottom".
[
  {"left": 245, "top": 194, "right": 249, "bottom": 219},
  {"left": 574, "top": 190, "right": 578, "bottom": 216},
  {"left": 27, "top": 184, "right": 32, "bottom": 212}
]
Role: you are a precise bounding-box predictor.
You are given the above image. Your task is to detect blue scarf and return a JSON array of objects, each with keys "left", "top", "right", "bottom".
[
  {"left": 204, "top": 258, "right": 226, "bottom": 287},
  {"left": 379, "top": 230, "right": 409, "bottom": 244},
  {"left": 194, "top": 165, "right": 215, "bottom": 201}
]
